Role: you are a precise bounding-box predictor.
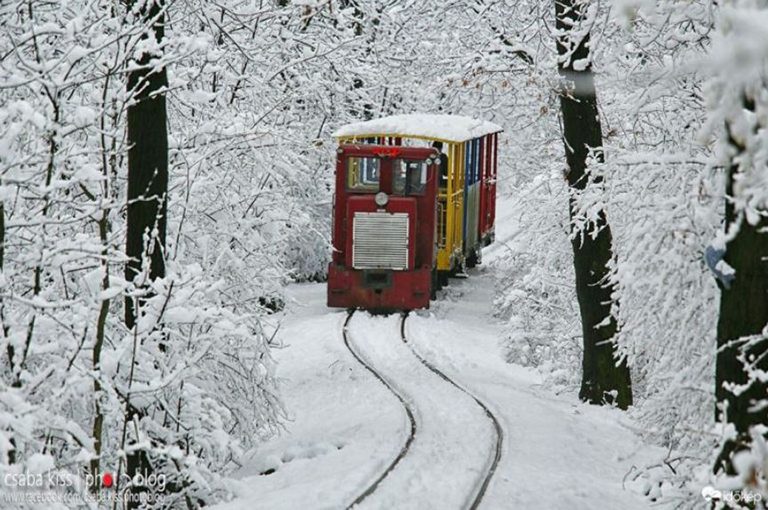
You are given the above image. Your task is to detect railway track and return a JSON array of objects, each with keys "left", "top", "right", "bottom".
[
  {"left": 342, "top": 311, "right": 417, "bottom": 509},
  {"left": 342, "top": 310, "right": 504, "bottom": 509}
]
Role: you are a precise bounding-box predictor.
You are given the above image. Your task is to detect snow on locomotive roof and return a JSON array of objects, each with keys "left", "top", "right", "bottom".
[{"left": 333, "top": 113, "right": 503, "bottom": 143}]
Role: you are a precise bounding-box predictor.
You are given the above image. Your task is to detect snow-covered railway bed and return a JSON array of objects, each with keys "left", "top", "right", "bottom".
[
  {"left": 399, "top": 315, "right": 503, "bottom": 509},
  {"left": 214, "top": 279, "right": 658, "bottom": 510},
  {"left": 344, "top": 312, "right": 500, "bottom": 510},
  {"left": 341, "top": 311, "right": 417, "bottom": 508}
]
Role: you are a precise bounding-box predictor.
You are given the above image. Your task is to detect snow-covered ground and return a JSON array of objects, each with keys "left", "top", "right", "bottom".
[{"left": 214, "top": 198, "right": 668, "bottom": 510}]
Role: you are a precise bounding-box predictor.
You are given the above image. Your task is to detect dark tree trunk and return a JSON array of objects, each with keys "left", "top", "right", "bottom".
[
  {"left": 124, "top": 0, "right": 168, "bottom": 506},
  {"left": 125, "top": 0, "right": 168, "bottom": 329},
  {"left": 339, "top": 0, "right": 374, "bottom": 119},
  {"left": 555, "top": 0, "right": 632, "bottom": 409},
  {"left": 0, "top": 200, "right": 12, "bottom": 465},
  {"left": 714, "top": 111, "right": 768, "bottom": 474}
]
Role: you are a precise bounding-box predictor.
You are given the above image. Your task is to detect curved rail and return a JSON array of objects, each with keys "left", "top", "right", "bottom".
[
  {"left": 342, "top": 311, "right": 503, "bottom": 509},
  {"left": 399, "top": 314, "right": 503, "bottom": 510},
  {"left": 342, "top": 311, "right": 417, "bottom": 509}
]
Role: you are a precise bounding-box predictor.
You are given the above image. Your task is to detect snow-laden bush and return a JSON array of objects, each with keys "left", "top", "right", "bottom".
[
  {"left": 0, "top": 1, "right": 311, "bottom": 506},
  {"left": 493, "top": 133, "right": 583, "bottom": 392}
]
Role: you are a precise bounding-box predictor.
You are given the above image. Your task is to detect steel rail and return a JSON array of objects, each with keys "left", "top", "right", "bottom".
[
  {"left": 399, "top": 313, "right": 503, "bottom": 510},
  {"left": 342, "top": 310, "right": 503, "bottom": 510},
  {"left": 342, "top": 310, "right": 417, "bottom": 509}
]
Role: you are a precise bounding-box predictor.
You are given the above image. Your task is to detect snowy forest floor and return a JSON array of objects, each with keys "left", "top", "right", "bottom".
[{"left": 213, "top": 205, "right": 668, "bottom": 510}]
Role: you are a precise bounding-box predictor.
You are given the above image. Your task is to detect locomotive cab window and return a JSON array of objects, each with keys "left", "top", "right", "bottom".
[
  {"left": 347, "top": 156, "right": 380, "bottom": 192},
  {"left": 392, "top": 159, "right": 427, "bottom": 195}
]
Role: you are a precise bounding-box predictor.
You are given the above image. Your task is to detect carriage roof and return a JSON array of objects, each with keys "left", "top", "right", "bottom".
[{"left": 332, "top": 113, "right": 503, "bottom": 143}]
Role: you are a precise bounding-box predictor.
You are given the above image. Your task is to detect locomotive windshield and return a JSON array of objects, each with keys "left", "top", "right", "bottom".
[
  {"left": 392, "top": 160, "right": 427, "bottom": 195},
  {"left": 346, "top": 156, "right": 380, "bottom": 192}
]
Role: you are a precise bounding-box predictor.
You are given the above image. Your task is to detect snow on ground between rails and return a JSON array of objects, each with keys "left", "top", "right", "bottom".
[
  {"left": 346, "top": 314, "right": 494, "bottom": 509},
  {"left": 407, "top": 269, "right": 666, "bottom": 510},
  {"left": 214, "top": 284, "right": 409, "bottom": 510}
]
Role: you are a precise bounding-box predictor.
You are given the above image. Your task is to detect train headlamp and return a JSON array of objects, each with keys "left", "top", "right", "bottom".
[{"left": 375, "top": 192, "right": 389, "bottom": 207}]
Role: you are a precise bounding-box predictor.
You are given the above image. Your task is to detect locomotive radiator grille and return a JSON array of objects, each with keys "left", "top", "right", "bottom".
[{"left": 352, "top": 212, "right": 409, "bottom": 270}]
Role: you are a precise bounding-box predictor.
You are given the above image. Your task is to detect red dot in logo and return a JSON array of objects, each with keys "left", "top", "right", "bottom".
[{"left": 102, "top": 472, "right": 113, "bottom": 488}]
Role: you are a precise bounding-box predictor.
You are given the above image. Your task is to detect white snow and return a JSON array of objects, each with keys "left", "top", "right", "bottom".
[
  {"left": 211, "top": 177, "right": 665, "bottom": 510},
  {"left": 213, "top": 203, "right": 665, "bottom": 510},
  {"left": 404, "top": 274, "right": 662, "bottom": 509},
  {"left": 345, "top": 314, "right": 494, "bottom": 509},
  {"left": 215, "top": 299, "right": 407, "bottom": 510},
  {"left": 214, "top": 277, "right": 663, "bottom": 509},
  {"left": 332, "top": 114, "right": 503, "bottom": 143}
]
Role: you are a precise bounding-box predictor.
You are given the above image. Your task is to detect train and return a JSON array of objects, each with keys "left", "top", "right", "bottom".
[{"left": 327, "top": 113, "right": 502, "bottom": 311}]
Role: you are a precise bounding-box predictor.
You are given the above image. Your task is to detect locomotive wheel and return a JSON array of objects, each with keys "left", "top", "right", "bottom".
[
  {"left": 430, "top": 270, "right": 438, "bottom": 300},
  {"left": 438, "top": 270, "right": 449, "bottom": 287}
]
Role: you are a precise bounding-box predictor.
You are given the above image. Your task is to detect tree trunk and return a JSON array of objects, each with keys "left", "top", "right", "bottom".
[
  {"left": 714, "top": 112, "right": 768, "bottom": 474},
  {"left": 555, "top": 0, "right": 632, "bottom": 409},
  {"left": 89, "top": 211, "right": 110, "bottom": 491},
  {"left": 339, "top": 0, "right": 374, "bottom": 120},
  {"left": 124, "top": 0, "right": 169, "bottom": 506},
  {"left": 0, "top": 199, "right": 12, "bottom": 465},
  {"left": 125, "top": 0, "right": 168, "bottom": 328}
]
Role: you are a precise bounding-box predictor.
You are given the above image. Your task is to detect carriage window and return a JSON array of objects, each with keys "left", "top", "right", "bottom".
[
  {"left": 346, "top": 157, "right": 380, "bottom": 192},
  {"left": 393, "top": 160, "right": 427, "bottom": 195}
]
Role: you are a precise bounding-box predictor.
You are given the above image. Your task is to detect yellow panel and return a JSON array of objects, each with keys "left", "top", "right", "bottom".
[
  {"left": 437, "top": 143, "right": 454, "bottom": 270},
  {"left": 436, "top": 142, "right": 467, "bottom": 271},
  {"left": 454, "top": 143, "right": 465, "bottom": 260},
  {"left": 346, "top": 158, "right": 356, "bottom": 188}
]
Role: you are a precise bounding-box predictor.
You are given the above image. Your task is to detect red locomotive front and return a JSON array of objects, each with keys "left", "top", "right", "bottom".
[{"left": 327, "top": 144, "right": 439, "bottom": 311}]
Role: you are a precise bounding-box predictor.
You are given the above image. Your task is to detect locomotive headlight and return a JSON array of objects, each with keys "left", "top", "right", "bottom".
[{"left": 375, "top": 192, "right": 389, "bottom": 207}]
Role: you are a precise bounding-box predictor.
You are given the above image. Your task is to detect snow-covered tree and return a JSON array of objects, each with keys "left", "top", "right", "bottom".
[{"left": 555, "top": 0, "right": 633, "bottom": 409}]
